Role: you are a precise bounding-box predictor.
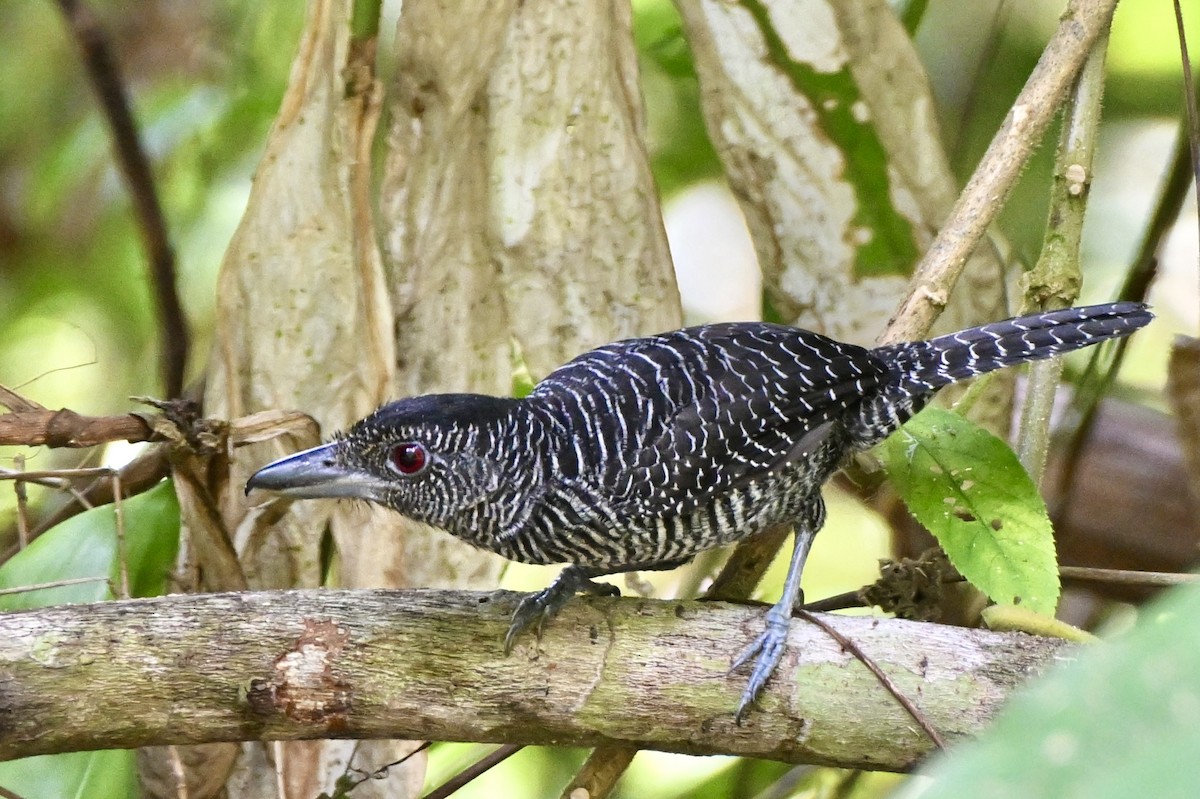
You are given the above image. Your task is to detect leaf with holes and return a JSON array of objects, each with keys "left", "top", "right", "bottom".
[{"left": 878, "top": 407, "right": 1059, "bottom": 614}]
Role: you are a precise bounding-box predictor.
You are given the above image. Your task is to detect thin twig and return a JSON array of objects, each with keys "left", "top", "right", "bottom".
[
  {"left": 0, "top": 784, "right": 31, "bottom": 799},
  {"left": 332, "top": 741, "right": 432, "bottom": 797},
  {"left": 747, "top": 765, "right": 816, "bottom": 799},
  {"left": 1, "top": 476, "right": 91, "bottom": 507},
  {"left": 1015, "top": 28, "right": 1110, "bottom": 483},
  {"left": 1059, "top": 125, "right": 1192, "bottom": 504},
  {"left": 801, "top": 590, "right": 868, "bottom": 614},
  {"left": 0, "top": 386, "right": 43, "bottom": 413},
  {"left": 796, "top": 610, "right": 947, "bottom": 750},
  {"left": 0, "top": 466, "right": 103, "bottom": 517},
  {"left": 1173, "top": 0, "right": 1200, "bottom": 300},
  {"left": 559, "top": 746, "right": 638, "bottom": 799},
  {"left": 166, "top": 745, "right": 190, "bottom": 799},
  {"left": 831, "top": 769, "right": 864, "bottom": 799},
  {"left": 0, "top": 462, "right": 144, "bottom": 569},
  {"left": 421, "top": 744, "right": 523, "bottom": 799},
  {"left": 705, "top": 524, "right": 791, "bottom": 601},
  {"left": 0, "top": 576, "right": 113, "bottom": 598},
  {"left": 883, "top": 0, "right": 1119, "bottom": 345},
  {"left": 367, "top": 740, "right": 431, "bottom": 776},
  {"left": 54, "top": 0, "right": 189, "bottom": 398},
  {"left": 0, "top": 467, "right": 116, "bottom": 481},
  {"left": 12, "top": 354, "right": 100, "bottom": 394},
  {"left": 111, "top": 472, "right": 129, "bottom": 599},
  {"left": 1059, "top": 566, "right": 1200, "bottom": 587},
  {"left": 948, "top": 0, "right": 1011, "bottom": 172},
  {"left": 30, "top": 446, "right": 169, "bottom": 536},
  {"left": 13, "top": 454, "right": 29, "bottom": 549}
]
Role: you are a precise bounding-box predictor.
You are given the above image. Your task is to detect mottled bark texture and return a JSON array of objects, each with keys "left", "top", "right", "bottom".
[{"left": 0, "top": 590, "right": 1070, "bottom": 771}]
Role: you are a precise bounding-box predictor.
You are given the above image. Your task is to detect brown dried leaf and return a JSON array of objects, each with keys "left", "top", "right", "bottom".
[
  {"left": 676, "top": 0, "right": 1006, "bottom": 345},
  {"left": 200, "top": 0, "right": 393, "bottom": 593},
  {"left": 187, "top": 0, "right": 419, "bottom": 794},
  {"left": 374, "top": 0, "right": 682, "bottom": 591}
]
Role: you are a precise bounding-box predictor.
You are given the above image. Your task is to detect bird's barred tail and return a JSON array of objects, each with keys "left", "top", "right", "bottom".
[{"left": 876, "top": 301, "right": 1153, "bottom": 393}]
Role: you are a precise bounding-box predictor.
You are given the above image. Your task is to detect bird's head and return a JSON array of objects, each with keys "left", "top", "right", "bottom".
[{"left": 246, "top": 394, "right": 522, "bottom": 529}]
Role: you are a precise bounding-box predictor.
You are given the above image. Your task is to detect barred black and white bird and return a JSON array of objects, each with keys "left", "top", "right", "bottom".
[{"left": 247, "top": 302, "right": 1152, "bottom": 719}]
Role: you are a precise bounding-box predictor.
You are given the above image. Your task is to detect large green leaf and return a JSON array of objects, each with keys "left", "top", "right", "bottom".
[
  {"left": 0, "top": 750, "right": 135, "bottom": 799},
  {"left": 0, "top": 482, "right": 179, "bottom": 797},
  {"left": 0, "top": 479, "right": 180, "bottom": 610},
  {"left": 894, "top": 580, "right": 1200, "bottom": 799},
  {"left": 878, "top": 407, "right": 1059, "bottom": 614}
]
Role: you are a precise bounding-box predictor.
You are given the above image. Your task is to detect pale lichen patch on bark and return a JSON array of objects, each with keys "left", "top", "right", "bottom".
[{"left": 246, "top": 619, "right": 353, "bottom": 729}]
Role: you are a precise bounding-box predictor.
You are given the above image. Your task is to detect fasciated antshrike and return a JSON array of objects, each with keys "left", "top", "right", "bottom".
[{"left": 248, "top": 302, "right": 1152, "bottom": 719}]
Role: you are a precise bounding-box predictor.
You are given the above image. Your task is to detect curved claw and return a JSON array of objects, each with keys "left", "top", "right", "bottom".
[
  {"left": 730, "top": 607, "right": 793, "bottom": 724},
  {"left": 503, "top": 585, "right": 563, "bottom": 653},
  {"left": 503, "top": 567, "right": 620, "bottom": 654}
]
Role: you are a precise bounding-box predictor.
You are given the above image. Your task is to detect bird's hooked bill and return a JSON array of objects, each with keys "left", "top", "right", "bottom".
[{"left": 245, "top": 442, "right": 386, "bottom": 500}]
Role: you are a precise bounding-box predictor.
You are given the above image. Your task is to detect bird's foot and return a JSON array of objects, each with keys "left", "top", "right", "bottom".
[
  {"left": 503, "top": 566, "right": 620, "bottom": 654},
  {"left": 729, "top": 604, "right": 793, "bottom": 723}
]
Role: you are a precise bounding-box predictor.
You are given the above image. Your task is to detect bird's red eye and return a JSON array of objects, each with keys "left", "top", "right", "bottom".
[{"left": 388, "top": 442, "right": 428, "bottom": 475}]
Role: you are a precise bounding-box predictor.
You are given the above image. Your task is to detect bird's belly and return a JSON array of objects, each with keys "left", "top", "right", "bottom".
[{"left": 495, "top": 474, "right": 820, "bottom": 572}]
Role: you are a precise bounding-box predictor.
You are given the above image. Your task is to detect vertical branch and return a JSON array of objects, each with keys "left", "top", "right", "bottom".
[
  {"left": 54, "top": 0, "right": 190, "bottom": 399},
  {"left": 559, "top": 747, "right": 637, "bottom": 799},
  {"left": 882, "top": 0, "right": 1119, "bottom": 344},
  {"left": 1015, "top": 31, "right": 1110, "bottom": 482},
  {"left": 1173, "top": 0, "right": 1200, "bottom": 287},
  {"left": 13, "top": 454, "right": 29, "bottom": 549},
  {"left": 111, "top": 471, "right": 129, "bottom": 599}
]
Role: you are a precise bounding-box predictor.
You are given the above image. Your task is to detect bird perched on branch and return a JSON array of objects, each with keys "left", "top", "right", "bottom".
[{"left": 248, "top": 302, "right": 1152, "bottom": 719}]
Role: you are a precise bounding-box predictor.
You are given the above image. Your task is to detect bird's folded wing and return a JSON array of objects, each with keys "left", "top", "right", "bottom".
[{"left": 607, "top": 343, "right": 888, "bottom": 518}]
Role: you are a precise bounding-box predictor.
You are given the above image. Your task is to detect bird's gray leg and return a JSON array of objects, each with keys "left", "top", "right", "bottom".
[
  {"left": 730, "top": 496, "right": 826, "bottom": 722},
  {"left": 504, "top": 564, "right": 620, "bottom": 653}
]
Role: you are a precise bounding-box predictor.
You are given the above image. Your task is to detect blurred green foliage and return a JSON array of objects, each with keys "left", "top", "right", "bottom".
[
  {"left": 0, "top": 478, "right": 179, "bottom": 610},
  {"left": 0, "top": 480, "right": 179, "bottom": 793},
  {"left": 894, "top": 579, "right": 1200, "bottom": 799},
  {"left": 0, "top": 750, "right": 136, "bottom": 799},
  {"left": 0, "top": 0, "right": 306, "bottom": 415},
  {"left": 634, "top": 0, "right": 723, "bottom": 195}
]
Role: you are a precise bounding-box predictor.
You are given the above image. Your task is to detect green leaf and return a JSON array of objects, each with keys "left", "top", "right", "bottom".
[
  {"left": 0, "top": 479, "right": 180, "bottom": 610},
  {"left": 893, "top": 0, "right": 930, "bottom": 35},
  {"left": 878, "top": 407, "right": 1059, "bottom": 614},
  {"left": 0, "top": 484, "right": 178, "bottom": 797},
  {"left": 893, "top": 581, "right": 1200, "bottom": 799},
  {"left": 0, "top": 750, "right": 136, "bottom": 799}
]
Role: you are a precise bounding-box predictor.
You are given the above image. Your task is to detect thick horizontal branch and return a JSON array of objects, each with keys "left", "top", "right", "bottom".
[{"left": 0, "top": 589, "right": 1070, "bottom": 769}]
